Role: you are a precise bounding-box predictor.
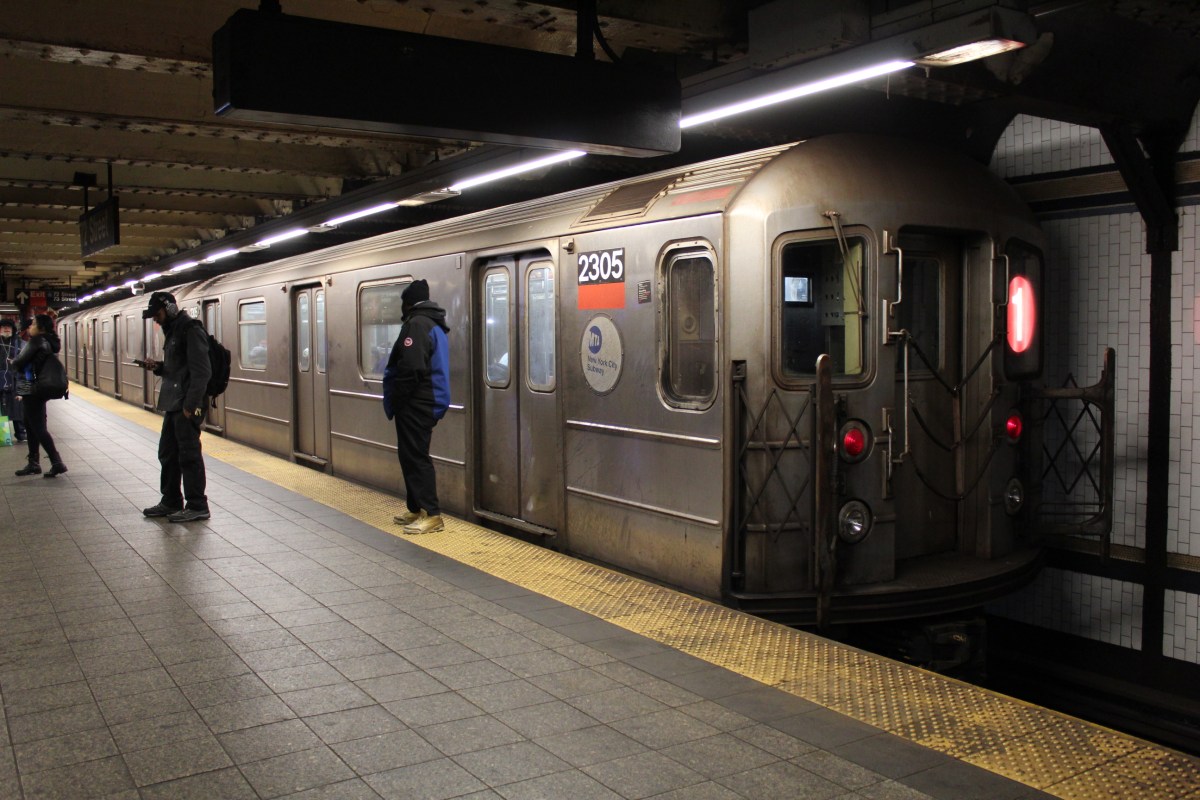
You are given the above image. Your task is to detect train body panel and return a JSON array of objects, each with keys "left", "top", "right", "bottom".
[{"left": 63, "top": 134, "right": 1046, "bottom": 623}]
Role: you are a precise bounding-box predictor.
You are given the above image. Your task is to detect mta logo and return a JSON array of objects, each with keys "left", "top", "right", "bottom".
[{"left": 588, "top": 325, "right": 603, "bottom": 354}]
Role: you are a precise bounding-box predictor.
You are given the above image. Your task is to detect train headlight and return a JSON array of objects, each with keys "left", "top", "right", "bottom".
[
  {"left": 838, "top": 420, "right": 871, "bottom": 463},
  {"left": 837, "top": 500, "right": 873, "bottom": 544},
  {"left": 1004, "top": 411, "right": 1023, "bottom": 444},
  {"left": 1004, "top": 478, "right": 1024, "bottom": 515}
]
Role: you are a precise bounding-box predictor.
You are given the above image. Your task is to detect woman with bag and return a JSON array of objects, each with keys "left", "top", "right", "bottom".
[{"left": 12, "top": 314, "right": 67, "bottom": 477}]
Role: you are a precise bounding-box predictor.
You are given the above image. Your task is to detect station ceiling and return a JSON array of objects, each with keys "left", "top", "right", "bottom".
[{"left": 2, "top": 0, "right": 1198, "bottom": 299}]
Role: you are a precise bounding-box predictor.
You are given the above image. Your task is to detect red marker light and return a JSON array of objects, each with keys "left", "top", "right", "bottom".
[
  {"left": 843, "top": 427, "right": 866, "bottom": 458},
  {"left": 1005, "top": 412, "right": 1023, "bottom": 442}
]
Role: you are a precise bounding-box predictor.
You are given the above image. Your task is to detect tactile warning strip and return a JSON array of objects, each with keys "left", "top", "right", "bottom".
[{"left": 77, "top": 387, "right": 1200, "bottom": 799}]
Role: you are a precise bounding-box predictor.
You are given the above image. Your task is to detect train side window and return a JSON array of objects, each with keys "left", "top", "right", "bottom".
[
  {"left": 663, "top": 252, "right": 717, "bottom": 406},
  {"left": 898, "top": 257, "right": 941, "bottom": 371},
  {"left": 238, "top": 300, "right": 268, "bottom": 370},
  {"left": 1004, "top": 240, "right": 1043, "bottom": 379},
  {"left": 779, "top": 237, "right": 865, "bottom": 378},
  {"left": 484, "top": 271, "right": 511, "bottom": 387},
  {"left": 527, "top": 264, "right": 555, "bottom": 391},
  {"left": 359, "top": 282, "right": 408, "bottom": 378},
  {"left": 297, "top": 293, "right": 311, "bottom": 372}
]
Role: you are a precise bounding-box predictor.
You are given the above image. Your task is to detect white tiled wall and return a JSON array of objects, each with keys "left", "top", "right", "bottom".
[
  {"left": 989, "top": 568, "right": 1143, "bottom": 648},
  {"left": 1165, "top": 590, "right": 1200, "bottom": 663},
  {"left": 987, "top": 104, "right": 1200, "bottom": 665}
]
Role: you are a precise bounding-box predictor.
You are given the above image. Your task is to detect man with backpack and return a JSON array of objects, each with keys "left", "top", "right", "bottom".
[{"left": 139, "top": 291, "right": 213, "bottom": 522}]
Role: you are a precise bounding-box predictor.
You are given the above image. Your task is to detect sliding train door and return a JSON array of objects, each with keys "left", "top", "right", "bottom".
[
  {"left": 477, "top": 256, "right": 561, "bottom": 532},
  {"left": 292, "top": 284, "right": 330, "bottom": 465},
  {"left": 202, "top": 300, "right": 224, "bottom": 432}
]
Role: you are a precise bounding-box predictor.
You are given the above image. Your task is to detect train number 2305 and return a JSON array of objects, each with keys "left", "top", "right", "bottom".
[{"left": 577, "top": 248, "right": 625, "bottom": 285}]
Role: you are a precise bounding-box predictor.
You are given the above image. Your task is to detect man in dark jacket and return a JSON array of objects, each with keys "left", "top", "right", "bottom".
[
  {"left": 139, "top": 291, "right": 213, "bottom": 522},
  {"left": 0, "top": 318, "right": 27, "bottom": 443},
  {"left": 383, "top": 279, "right": 451, "bottom": 534}
]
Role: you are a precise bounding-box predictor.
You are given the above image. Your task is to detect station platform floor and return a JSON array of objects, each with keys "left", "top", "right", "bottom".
[{"left": 0, "top": 388, "right": 1196, "bottom": 800}]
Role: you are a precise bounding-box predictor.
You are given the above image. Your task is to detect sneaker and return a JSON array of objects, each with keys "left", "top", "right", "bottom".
[
  {"left": 403, "top": 514, "right": 444, "bottom": 535},
  {"left": 394, "top": 509, "right": 424, "bottom": 525},
  {"left": 14, "top": 463, "right": 41, "bottom": 476},
  {"left": 44, "top": 463, "right": 68, "bottom": 478},
  {"left": 167, "top": 508, "right": 211, "bottom": 523},
  {"left": 143, "top": 503, "right": 182, "bottom": 517}
]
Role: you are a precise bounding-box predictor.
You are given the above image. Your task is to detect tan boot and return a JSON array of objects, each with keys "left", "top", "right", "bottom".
[
  {"left": 403, "top": 514, "right": 444, "bottom": 535},
  {"left": 394, "top": 509, "right": 424, "bottom": 525}
]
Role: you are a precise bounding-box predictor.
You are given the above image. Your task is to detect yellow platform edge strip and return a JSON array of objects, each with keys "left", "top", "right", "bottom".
[{"left": 73, "top": 387, "right": 1200, "bottom": 800}]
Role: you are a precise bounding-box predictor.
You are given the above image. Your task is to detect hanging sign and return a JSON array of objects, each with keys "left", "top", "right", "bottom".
[{"left": 80, "top": 197, "right": 120, "bottom": 257}]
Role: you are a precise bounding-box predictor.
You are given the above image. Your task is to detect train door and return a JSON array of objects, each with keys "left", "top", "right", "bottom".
[
  {"left": 477, "top": 256, "right": 561, "bottom": 532},
  {"left": 202, "top": 300, "right": 224, "bottom": 432},
  {"left": 893, "top": 232, "right": 963, "bottom": 556},
  {"left": 143, "top": 317, "right": 158, "bottom": 409},
  {"left": 292, "top": 284, "right": 330, "bottom": 465},
  {"left": 110, "top": 313, "right": 121, "bottom": 397}
]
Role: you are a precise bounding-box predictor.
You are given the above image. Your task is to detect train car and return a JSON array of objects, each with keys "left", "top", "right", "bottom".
[{"left": 61, "top": 134, "right": 1048, "bottom": 626}]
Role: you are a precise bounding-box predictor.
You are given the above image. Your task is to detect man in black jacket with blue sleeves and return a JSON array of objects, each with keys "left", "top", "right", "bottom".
[{"left": 139, "top": 291, "right": 213, "bottom": 522}]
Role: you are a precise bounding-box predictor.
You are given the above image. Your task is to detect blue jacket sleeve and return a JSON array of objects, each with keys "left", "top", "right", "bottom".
[
  {"left": 430, "top": 326, "right": 451, "bottom": 420},
  {"left": 381, "top": 363, "right": 396, "bottom": 420}
]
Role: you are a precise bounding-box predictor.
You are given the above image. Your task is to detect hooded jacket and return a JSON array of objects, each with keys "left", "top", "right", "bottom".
[
  {"left": 12, "top": 331, "right": 62, "bottom": 394},
  {"left": 153, "top": 311, "right": 211, "bottom": 413},
  {"left": 382, "top": 301, "right": 451, "bottom": 421}
]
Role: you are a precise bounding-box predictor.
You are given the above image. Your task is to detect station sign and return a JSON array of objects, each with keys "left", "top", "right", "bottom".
[{"left": 80, "top": 197, "right": 120, "bottom": 256}]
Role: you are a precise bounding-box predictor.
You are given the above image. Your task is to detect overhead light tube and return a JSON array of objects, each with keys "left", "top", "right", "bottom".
[
  {"left": 201, "top": 248, "right": 239, "bottom": 263},
  {"left": 322, "top": 202, "right": 400, "bottom": 227},
  {"left": 448, "top": 150, "right": 586, "bottom": 192},
  {"left": 255, "top": 228, "right": 308, "bottom": 247},
  {"left": 680, "top": 59, "right": 914, "bottom": 129},
  {"left": 169, "top": 261, "right": 199, "bottom": 273}
]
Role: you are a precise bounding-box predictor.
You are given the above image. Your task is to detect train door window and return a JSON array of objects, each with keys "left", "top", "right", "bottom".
[
  {"left": 779, "top": 237, "right": 866, "bottom": 379},
  {"left": 315, "top": 289, "right": 327, "bottom": 373},
  {"left": 663, "top": 250, "right": 717, "bottom": 406},
  {"left": 101, "top": 320, "right": 112, "bottom": 356},
  {"left": 898, "top": 257, "right": 941, "bottom": 371},
  {"left": 125, "top": 316, "right": 139, "bottom": 359},
  {"left": 297, "top": 293, "right": 311, "bottom": 372},
  {"left": 359, "top": 282, "right": 407, "bottom": 377},
  {"left": 1004, "top": 240, "right": 1043, "bottom": 378},
  {"left": 484, "top": 271, "right": 510, "bottom": 387},
  {"left": 239, "top": 300, "right": 267, "bottom": 370},
  {"left": 526, "top": 264, "right": 555, "bottom": 391}
]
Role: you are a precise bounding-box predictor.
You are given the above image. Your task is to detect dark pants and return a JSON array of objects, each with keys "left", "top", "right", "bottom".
[
  {"left": 22, "top": 397, "right": 61, "bottom": 465},
  {"left": 159, "top": 411, "right": 208, "bottom": 511},
  {"left": 394, "top": 406, "right": 439, "bottom": 515},
  {"left": 1, "top": 390, "right": 25, "bottom": 440}
]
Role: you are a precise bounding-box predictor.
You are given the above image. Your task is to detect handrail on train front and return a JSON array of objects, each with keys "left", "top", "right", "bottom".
[{"left": 812, "top": 355, "right": 837, "bottom": 630}]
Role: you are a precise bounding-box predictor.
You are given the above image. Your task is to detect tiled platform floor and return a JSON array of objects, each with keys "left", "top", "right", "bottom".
[{"left": 1, "top": 394, "right": 1056, "bottom": 799}]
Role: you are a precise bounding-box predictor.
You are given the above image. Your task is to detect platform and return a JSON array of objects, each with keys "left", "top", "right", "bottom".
[{"left": 0, "top": 387, "right": 1195, "bottom": 799}]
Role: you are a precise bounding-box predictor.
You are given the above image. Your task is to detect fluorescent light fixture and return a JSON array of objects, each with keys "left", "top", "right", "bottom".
[
  {"left": 680, "top": 60, "right": 914, "bottom": 129},
  {"left": 255, "top": 228, "right": 308, "bottom": 247},
  {"left": 122, "top": 279, "right": 138, "bottom": 289},
  {"left": 201, "top": 248, "right": 239, "bottom": 263},
  {"left": 142, "top": 272, "right": 162, "bottom": 281},
  {"left": 397, "top": 188, "right": 461, "bottom": 206},
  {"left": 169, "top": 261, "right": 199, "bottom": 273},
  {"left": 915, "top": 38, "right": 1025, "bottom": 66},
  {"left": 449, "top": 150, "right": 586, "bottom": 192},
  {"left": 323, "top": 202, "right": 400, "bottom": 227}
]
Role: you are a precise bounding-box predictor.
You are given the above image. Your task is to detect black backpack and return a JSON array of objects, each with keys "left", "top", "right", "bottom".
[{"left": 195, "top": 319, "right": 231, "bottom": 405}]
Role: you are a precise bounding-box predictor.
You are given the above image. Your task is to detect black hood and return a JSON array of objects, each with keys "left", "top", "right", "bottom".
[{"left": 406, "top": 301, "right": 449, "bottom": 332}]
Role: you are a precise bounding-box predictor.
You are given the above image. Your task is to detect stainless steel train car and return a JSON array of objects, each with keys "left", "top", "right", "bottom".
[{"left": 60, "top": 134, "right": 1047, "bottom": 625}]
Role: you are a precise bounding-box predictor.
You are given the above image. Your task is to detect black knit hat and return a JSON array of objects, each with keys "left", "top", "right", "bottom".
[
  {"left": 401, "top": 279, "right": 429, "bottom": 305},
  {"left": 0, "top": 318, "right": 13, "bottom": 331}
]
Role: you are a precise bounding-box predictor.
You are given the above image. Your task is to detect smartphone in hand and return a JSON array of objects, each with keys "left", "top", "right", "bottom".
[{"left": 132, "top": 358, "right": 152, "bottom": 369}]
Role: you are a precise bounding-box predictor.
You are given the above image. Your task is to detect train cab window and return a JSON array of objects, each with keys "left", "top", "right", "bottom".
[
  {"left": 779, "top": 237, "right": 865, "bottom": 378},
  {"left": 663, "top": 252, "right": 717, "bottom": 405},
  {"left": 359, "top": 283, "right": 407, "bottom": 378},
  {"left": 297, "top": 294, "right": 311, "bottom": 372},
  {"left": 484, "top": 271, "right": 511, "bottom": 387},
  {"left": 527, "top": 264, "right": 555, "bottom": 391},
  {"left": 1004, "top": 240, "right": 1043, "bottom": 379},
  {"left": 898, "top": 257, "right": 941, "bottom": 370},
  {"left": 238, "top": 300, "right": 267, "bottom": 370},
  {"left": 315, "top": 290, "right": 327, "bottom": 373}
]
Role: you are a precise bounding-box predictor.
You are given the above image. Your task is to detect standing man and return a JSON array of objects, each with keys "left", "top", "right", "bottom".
[
  {"left": 0, "top": 319, "right": 27, "bottom": 442},
  {"left": 383, "top": 279, "right": 451, "bottom": 534},
  {"left": 139, "top": 291, "right": 212, "bottom": 522}
]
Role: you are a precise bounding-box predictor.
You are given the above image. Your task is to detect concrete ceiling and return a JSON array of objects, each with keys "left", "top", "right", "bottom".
[{"left": 2, "top": 0, "right": 1198, "bottom": 300}]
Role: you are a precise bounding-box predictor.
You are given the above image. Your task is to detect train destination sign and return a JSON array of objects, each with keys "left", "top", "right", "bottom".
[
  {"left": 580, "top": 315, "right": 623, "bottom": 394},
  {"left": 577, "top": 247, "right": 625, "bottom": 309}
]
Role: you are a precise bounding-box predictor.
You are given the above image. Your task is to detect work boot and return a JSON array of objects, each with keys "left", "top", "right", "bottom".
[
  {"left": 394, "top": 509, "right": 424, "bottom": 525},
  {"left": 44, "top": 463, "right": 68, "bottom": 478},
  {"left": 143, "top": 503, "right": 182, "bottom": 517},
  {"left": 403, "top": 514, "right": 444, "bottom": 535},
  {"left": 15, "top": 461, "right": 40, "bottom": 476},
  {"left": 167, "top": 508, "right": 211, "bottom": 523}
]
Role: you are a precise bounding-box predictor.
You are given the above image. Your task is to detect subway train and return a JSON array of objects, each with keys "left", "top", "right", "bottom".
[{"left": 60, "top": 134, "right": 1047, "bottom": 626}]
